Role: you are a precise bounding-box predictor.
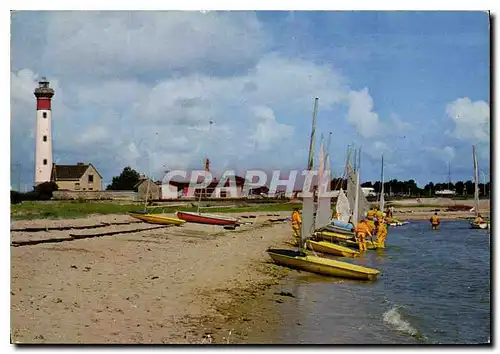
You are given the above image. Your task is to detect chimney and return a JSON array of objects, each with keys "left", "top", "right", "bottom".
[{"left": 77, "top": 162, "right": 84, "bottom": 166}]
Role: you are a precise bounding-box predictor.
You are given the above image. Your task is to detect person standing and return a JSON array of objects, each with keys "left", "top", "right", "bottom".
[
  {"left": 354, "top": 219, "right": 373, "bottom": 252},
  {"left": 430, "top": 212, "right": 440, "bottom": 230},
  {"left": 291, "top": 208, "right": 302, "bottom": 245}
]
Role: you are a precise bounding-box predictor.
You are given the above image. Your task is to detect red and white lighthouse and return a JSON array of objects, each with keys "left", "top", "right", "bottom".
[{"left": 34, "top": 77, "right": 55, "bottom": 185}]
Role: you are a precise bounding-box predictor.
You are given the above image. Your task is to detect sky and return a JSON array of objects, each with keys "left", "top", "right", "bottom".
[{"left": 10, "top": 10, "right": 491, "bottom": 190}]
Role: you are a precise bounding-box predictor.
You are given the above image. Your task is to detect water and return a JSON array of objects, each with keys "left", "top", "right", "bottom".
[{"left": 267, "top": 220, "right": 491, "bottom": 344}]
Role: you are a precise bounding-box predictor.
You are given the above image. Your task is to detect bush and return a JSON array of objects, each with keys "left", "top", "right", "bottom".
[
  {"left": 34, "top": 181, "right": 59, "bottom": 200},
  {"left": 10, "top": 190, "right": 22, "bottom": 204}
]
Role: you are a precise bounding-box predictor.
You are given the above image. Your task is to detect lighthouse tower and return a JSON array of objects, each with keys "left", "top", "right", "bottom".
[{"left": 34, "top": 77, "right": 55, "bottom": 185}]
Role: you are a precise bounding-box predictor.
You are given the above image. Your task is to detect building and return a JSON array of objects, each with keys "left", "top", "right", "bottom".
[
  {"left": 34, "top": 77, "right": 55, "bottom": 185},
  {"left": 135, "top": 178, "right": 162, "bottom": 201},
  {"left": 51, "top": 163, "right": 103, "bottom": 191}
]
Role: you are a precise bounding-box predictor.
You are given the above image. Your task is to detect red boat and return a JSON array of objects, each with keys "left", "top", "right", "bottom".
[{"left": 175, "top": 211, "right": 240, "bottom": 226}]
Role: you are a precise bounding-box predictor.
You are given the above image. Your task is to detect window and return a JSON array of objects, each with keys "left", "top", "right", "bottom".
[
  {"left": 43, "top": 135, "right": 47, "bottom": 142},
  {"left": 43, "top": 159, "right": 47, "bottom": 165},
  {"left": 42, "top": 112, "right": 47, "bottom": 118},
  {"left": 75, "top": 183, "right": 80, "bottom": 190},
  {"left": 89, "top": 188, "right": 93, "bottom": 191},
  {"left": 83, "top": 188, "right": 86, "bottom": 191},
  {"left": 88, "top": 175, "right": 94, "bottom": 183}
]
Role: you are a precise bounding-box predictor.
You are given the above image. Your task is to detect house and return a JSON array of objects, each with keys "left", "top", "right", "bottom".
[
  {"left": 135, "top": 178, "right": 162, "bottom": 201},
  {"left": 51, "top": 163, "right": 102, "bottom": 191},
  {"left": 164, "top": 174, "right": 249, "bottom": 199}
]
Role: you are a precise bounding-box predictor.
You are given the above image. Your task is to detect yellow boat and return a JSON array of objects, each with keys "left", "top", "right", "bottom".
[
  {"left": 306, "top": 239, "right": 360, "bottom": 257},
  {"left": 128, "top": 212, "right": 186, "bottom": 226},
  {"left": 267, "top": 248, "right": 379, "bottom": 280},
  {"left": 315, "top": 230, "right": 355, "bottom": 241}
]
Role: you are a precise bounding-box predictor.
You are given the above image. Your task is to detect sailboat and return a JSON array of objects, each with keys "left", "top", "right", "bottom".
[
  {"left": 175, "top": 121, "right": 240, "bottom": 227},
  {"left": 378, "top": 155, "right": 407, "bottom": 227},
  {"left": 305, "top": 137, "right": 361, "bottom": 258},
  {"left": 314, "top": 147, "right": 379, "bottom": 250},
  {"left": 267, "top": 98, "right": 380, "bottom": 280},
  {"left": 470, "top": 145, "right": 489, "bottom": 230},
  {"left": 129, "top": 177, "right": 186, "bottom": 226}
]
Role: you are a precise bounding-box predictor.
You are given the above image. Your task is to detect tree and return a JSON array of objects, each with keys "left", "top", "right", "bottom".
[
  {"left": 106, "top": 167, "right": 141, "bottom": 190},
  {"left": 34, "top": 181, "right": 59, "bottom": 200}
]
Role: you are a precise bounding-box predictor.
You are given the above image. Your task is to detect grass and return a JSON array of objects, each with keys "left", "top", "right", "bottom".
[{"left": 10, "top": 201, "right": 304, "bottom": 220}]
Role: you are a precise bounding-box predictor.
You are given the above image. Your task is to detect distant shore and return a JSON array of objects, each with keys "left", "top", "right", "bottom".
[{"left": 11, "top": 197, "right": 490, "bottom": 221}]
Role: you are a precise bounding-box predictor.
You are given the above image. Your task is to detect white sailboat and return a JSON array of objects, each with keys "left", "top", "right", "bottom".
[
  {"left": 470, "top": 145, "right": 489, "bottom": 230},
  {"left": 267, "top": 98, "right": 380, "bottom": 279}
]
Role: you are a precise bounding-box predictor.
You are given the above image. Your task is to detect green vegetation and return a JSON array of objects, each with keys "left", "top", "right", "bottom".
[{"left": 10, "top": 201, "right": 304, "bottom": 220}]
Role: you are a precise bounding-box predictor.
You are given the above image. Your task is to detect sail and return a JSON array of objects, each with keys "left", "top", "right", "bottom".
[
  {"left": 357, "top": 176, "right": 369, "bottom": 224},
  {"left": 336, "top": 188, "right": 351, "bottom": 223},
  {"left": 316, "top": 144, "right": 332, "bottom": 228},
  {"left": 473, "top": 145, "right": 480, "bottom": 216},
  {"left": 346, "top": 161, "right": 356, "bottom": 214},
  {"left": 301, "top": 195, "right": 315, "bottom": 246}
]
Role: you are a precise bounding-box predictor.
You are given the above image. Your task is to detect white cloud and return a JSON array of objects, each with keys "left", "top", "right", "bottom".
[
  {"left": 425, "top": 146, "right": 456, "bottom": 163},
  {"left": 23, "top": 11, "right": 266, "bottom": 79},
  {"left": 249, "top": 106, "right": 294, "bottom": 151},
  {"left": 446, "top": 97, "right": 490, "bottom": 143},
  {"left": 346, "top": 87, "right": 381, "bottom": 138}
]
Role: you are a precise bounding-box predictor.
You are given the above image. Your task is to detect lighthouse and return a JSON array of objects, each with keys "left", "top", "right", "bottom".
[{"left": 34, "top": 77, "right": 55, "bottom": 185}]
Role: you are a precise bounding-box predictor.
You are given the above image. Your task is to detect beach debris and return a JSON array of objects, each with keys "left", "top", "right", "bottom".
[
  {"left": 274, "top": 291, "right": 295, "bottom": 298},
  {"left": 201, "top": 334, "right": 213, "bottom": 344},
  {"left": 70, "top": 265, "right": 78, "bottom": 269}
]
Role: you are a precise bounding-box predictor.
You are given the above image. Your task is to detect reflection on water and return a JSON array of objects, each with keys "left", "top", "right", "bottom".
[{"left": 267, "top": 220, "right": 490, "bottom": 344}]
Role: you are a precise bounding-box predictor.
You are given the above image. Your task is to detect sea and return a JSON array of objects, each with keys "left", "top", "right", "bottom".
[{"left": 261, "top": 219, "right": 491, "bottom": 344}]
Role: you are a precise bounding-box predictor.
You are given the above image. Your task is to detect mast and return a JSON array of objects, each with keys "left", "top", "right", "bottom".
[
  {"left": 448, "top": 161, "right": 452, "bottom": 191},
  {"left": 353, "top": 161, "right": 360, "bottom": 226},
  {"left": 307, "top": 98, "right": 319, "bottom": 171},
  {"left": 197, "top": 120, "right": 214, "bottom": 214},
  {"left": 300, "top": 98, "right": 319, "bottom": 250},
  {"left": 473, "top": 145, "right": 480, "bottom": 216},
  {"left": 379, "top": 154, "right": 385, "bottom": 211}
]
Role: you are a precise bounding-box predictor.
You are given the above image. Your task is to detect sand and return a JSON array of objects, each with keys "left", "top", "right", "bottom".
[
  {"left": 10, "top": 212, "right": 292, "bottom": 344},
  {"left": 10, "top": 201, "right": 490, "bottom": 344}
]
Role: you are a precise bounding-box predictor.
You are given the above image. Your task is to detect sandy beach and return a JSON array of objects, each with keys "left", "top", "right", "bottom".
[
  {"left": 11, "top": 212, "right": 293, "bottom": 344},
  {"left": 10, "top": 199, "right": 490, "bottom": 344}
]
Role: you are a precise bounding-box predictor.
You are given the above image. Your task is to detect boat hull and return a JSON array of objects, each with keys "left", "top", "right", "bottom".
[
  {"left": 471, "top": 222, "right": 489, "bottom": 229},
  {"left": 128, "top": 212, "right": 186, "bottom": 226},
  {"left": 267, "top": 249, "right": 379, "bottom": 280},
  {"left": 176, "top": 211, "right": 239, "bottom": 226},
  {"left": 306, "top": 240, "right": 360, "bottom": 258}
]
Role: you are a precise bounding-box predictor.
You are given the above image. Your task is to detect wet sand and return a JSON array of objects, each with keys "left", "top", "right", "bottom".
[{"left": 11, "top": 212, "right": 293, "bottom": 344}]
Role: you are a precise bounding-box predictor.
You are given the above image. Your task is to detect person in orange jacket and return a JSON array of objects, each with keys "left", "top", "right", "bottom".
[
  {"left": 291, "top": 208, "right": 302, "bottom": 246},
  {"left": 430, "top": 212, "right": 440, "bottom": 230},
  {"left": 376, "top": 218, "right": 388, "bottom": 248},
  {"left": 354, "top": 219, "right": 373, "bottom": 252}
]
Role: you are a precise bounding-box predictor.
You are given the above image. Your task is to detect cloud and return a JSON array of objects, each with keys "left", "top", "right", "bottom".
[
  {"left": 10, "top": 11, "right": 489, "bottom": 188},
  {"left": 12, "top": 11, "right": 267, "bottom": 80},
  {"left": 346, "top": 87, "right": 381, "bottom": 138},
  {"left": 446, "top": 97, "right": 490, "bottom": 143},
  {"left": 425, "top": 145, "right": 456, "bottom": 163}
]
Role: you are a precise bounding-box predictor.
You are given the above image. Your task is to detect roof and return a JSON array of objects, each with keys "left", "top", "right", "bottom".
[
  {"left": 134, "top": 178, "right": 162, "bottom": 188},
  {"left": 51, "top": 163, "right": 102, "bottom": 181},
  {"left": 168, "top": 175, "right": 248, "bottom": 188}
]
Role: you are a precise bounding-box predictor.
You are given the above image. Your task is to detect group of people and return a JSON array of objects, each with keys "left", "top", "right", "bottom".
[
  {"left": 353, "top": 206, "right": 388, "bottom": 251},
  {"left": 290, "top": 205, "right": 389, "bottom": 251}
]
